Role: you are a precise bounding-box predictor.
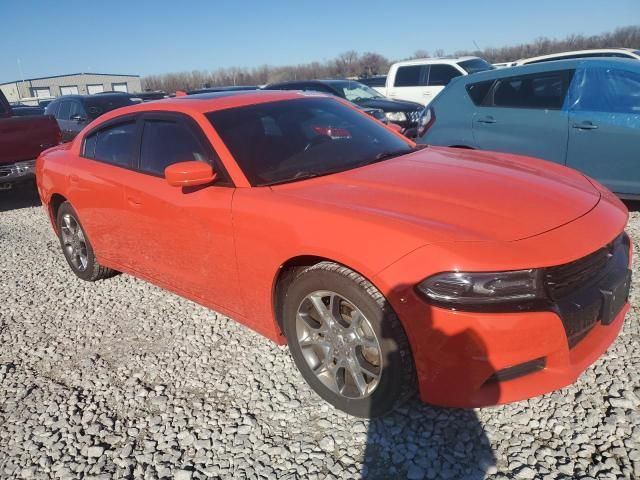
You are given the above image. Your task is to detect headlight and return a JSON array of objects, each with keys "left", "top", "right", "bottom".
[
  {"left": 416, "top": 269, "right": 545, "bottom": 309},
  {"left": 385, "top": 111, "right": 407, "bottom": 122}
]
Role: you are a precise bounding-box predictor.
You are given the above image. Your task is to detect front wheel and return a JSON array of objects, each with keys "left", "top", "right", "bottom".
[{"left": 282, "top": 262, "right": 415, "bottom": 417}]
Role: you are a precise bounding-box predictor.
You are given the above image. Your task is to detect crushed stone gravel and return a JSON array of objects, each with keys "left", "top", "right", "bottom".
[{"left": 1, "top": 185, "right": 639, "bottom": 479}]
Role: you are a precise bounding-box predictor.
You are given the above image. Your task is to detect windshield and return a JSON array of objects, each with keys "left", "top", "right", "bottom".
[
  {"left": 333, "top": 81, "right": 385, "bottom": 102},
  {"left": 84, "top": 96, "right": 137, "bottom": 119},
  {"left": 458, "top": 58, "right": 495, "bottom": 74},
  {"left": 206, "top": 97, "right": 413, "bottom": 186}
]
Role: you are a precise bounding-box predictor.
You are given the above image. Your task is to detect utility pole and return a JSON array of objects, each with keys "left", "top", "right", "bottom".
[{"left": 17, "top": 58, "right": 26, "bottom": 101}]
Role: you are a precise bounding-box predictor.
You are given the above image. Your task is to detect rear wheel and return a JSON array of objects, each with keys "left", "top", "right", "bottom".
[
  {"left": 283, "top": 262, "right": 415, "bottom": 417},
  {"left": 56, "top": 202, "right": 113, "bottom": 281}
]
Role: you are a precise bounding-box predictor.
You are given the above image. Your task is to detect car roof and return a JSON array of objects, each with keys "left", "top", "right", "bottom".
[
  {"left": 92, "top": 90, "right": 329, "bottom": 120},
  {"left": 516, "top": 48, "right": 640, "bottom": 64},
  {"left": 455, "top": 57, "right": 640, "bottom": 82},
  {"left": 391, "top": 56, "right": 479, "bottom": 68}
]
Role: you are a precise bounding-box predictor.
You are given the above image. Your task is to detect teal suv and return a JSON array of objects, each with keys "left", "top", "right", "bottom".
[{"left": 418, "top": 58, "right": 640, "bottom": 197}]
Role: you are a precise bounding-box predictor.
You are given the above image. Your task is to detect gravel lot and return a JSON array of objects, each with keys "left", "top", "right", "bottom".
[{"left": 1, "top": 184, "right": 639, "bottom": 480}]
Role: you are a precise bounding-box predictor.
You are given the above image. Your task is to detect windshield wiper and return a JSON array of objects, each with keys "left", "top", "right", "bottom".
[
  {"left": 373, "top": 149, "right": 412, "bottom": 162},
  {"left": 263, "top": 167, "right": 351, "bottom": 186},
  {"left": 352, "top": 146, "right": 425, "bottom": 169}
]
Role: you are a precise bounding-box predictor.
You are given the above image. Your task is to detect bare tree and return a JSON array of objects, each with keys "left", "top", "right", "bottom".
[
  {"left": 141, "top": 25, "right": 640, "bottom": 93},
  {"left": 359, "top": 52, "right": 389, "bottom": 76}
]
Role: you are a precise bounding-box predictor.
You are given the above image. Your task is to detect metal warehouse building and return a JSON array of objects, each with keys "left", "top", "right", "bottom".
[{"left": 0, "top": 73, "right": 142, "bottom": 104}]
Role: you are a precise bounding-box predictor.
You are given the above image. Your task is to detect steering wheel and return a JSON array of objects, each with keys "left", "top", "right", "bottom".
[{"left": 304, "top": 134, "right": 331, "bottom": 152}]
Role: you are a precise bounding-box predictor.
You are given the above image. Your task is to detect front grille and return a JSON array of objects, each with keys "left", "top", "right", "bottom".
[
  {"left": 407, "top": 110, "right": 422, "bottom": 123},
  {"left": 544, "top": 243, "right": 613, "bottom": 300},
  {"left": 543, "top": 233, "right": 630, "bottom": 348},
  {"left": 0, "top": 160, "right": 36, "bottom": 179}
]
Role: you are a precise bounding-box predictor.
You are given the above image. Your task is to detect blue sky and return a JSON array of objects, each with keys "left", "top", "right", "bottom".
[{"left": 1, "top": 0, "right": 637, "bottom": 83}]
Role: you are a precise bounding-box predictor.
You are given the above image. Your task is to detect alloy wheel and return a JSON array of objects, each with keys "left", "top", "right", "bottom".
[
  {"left": 59, "top": 213, "right": 89, "bottom": 271},
  {"left": 295, "top": 290, "right": 383, "bottom": 399}
]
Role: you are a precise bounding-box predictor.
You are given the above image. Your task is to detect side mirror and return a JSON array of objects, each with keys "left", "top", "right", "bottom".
[
  {"left": 165, "top": 161, "right": 216, "bottom": 187},
  {"left": 70, "top": 114, "right": 86, "bottom": 123}
]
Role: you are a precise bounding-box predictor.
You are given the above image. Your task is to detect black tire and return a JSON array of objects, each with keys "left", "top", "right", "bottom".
[
  {"left": 56, "top": 202, "right": 113, "bottom": 282},
  {"left": 282, "top": 261, "right": 415, "bottom": 417}
]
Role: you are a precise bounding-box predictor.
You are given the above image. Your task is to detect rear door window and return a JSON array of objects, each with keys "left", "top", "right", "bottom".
[
  {"left": 139, "top": 120, "right": 209, "bottom": 176},
  {"left": 57, "top": 101, "right": 72, "bottom": 120},
  {"left": 466, "top": 80, "right": 495, "bottom": 105},
  {"left": 84, "top": 121, "right": 137, "bottom": 167},
  {"left": 69, "top": 101, "right": 87, "bottom": 120},
  {"left": 427, "top": 65, "right": 462, "bottom": 86},
  {"left": 490, "top": 70, "right": 575, "bottom": 109},
  {"left": 394, "top": 65, "right": 426, "bottom": 87}
]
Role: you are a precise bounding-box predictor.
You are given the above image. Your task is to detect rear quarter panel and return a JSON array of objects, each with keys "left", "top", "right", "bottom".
[{"left": 420, "top": 79, "right": 476, "bottom": 148}]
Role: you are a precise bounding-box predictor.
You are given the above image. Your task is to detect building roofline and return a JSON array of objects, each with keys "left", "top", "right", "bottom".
[{"left": 0, "top": 72, "right": 140, "bottom": 85}]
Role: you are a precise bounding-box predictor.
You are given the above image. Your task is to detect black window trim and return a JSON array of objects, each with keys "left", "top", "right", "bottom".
[
  {"left": 80, "top": 111, "right": 233, "bottom": 187},
  {"left": 482, "top": 69, "right": 576, "bottom": 110}
]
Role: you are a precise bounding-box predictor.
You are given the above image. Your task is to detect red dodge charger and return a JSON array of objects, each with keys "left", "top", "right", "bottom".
[{"left": 36, "top": 90, "right": 632, "bottom": 417}]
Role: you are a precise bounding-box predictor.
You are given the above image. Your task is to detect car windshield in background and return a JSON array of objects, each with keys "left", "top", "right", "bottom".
[
  {"left": 206, "top": 97, "right": 413, "bottom": 186},
  {"left": 84, "top": 96, "right": 137, "bottom": 119},
  {"left": 458, "top": 58, "right": 495, "bottom": 74},
  {"left": 333, "top": 81, "right": 385, "bottom": 102}
]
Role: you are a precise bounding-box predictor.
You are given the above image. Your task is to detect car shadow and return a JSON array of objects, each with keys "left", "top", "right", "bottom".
[
  {"left": 362, "top": 282, "right": 499, "bottom": 479},
  {"left": 0, "top": 182, "right": 41, "bottom": 213}
]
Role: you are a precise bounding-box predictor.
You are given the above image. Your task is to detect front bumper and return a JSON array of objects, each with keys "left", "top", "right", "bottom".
[
  {"left": 0, "top": 160, "right": 36, "bottom": 186},
  {"left": 375, "top": 192, "right": 631, "bottom": 408},
  {"left": 402, "top": 294, "right": 628, "bottom": 408}
]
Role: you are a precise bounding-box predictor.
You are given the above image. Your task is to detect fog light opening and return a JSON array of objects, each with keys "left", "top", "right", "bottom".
[{"left": 485, "top": 357, "right": 546, "bottom": 384}]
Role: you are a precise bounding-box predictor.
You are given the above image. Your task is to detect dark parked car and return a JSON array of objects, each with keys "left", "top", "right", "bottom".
[
  {"left": 189, "top": 85, "right": 389, "bottom": 125},
  {"left": 10, "top": 103, "right": 45, "bottom": 116},
  {"left": 45, "top": 93, "right": 139, "bottom": 142},
  {"left": 418, "top": 58, "right": 640, "bottom": 197},
  {"left": 264, "top": 80, "right": 424, "bottom": 136},
  {"left": 357, "top": 75, "right": 387, "bottom": 89},
  {"left": 134, "top": 91, "right": 169, "bottom": 101}
]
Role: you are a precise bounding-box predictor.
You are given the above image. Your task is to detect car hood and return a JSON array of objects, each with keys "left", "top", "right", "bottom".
[
  {"left": 272, "top": 147, "right": 601, "bottom": 243},
  {"left": 355, "top": 98, "right": 423, "bottom": 112}
]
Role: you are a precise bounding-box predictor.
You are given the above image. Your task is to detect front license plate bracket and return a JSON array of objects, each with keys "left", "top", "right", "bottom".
[{"left": 600, "top": 269, "right": 631, "bottom": 326}]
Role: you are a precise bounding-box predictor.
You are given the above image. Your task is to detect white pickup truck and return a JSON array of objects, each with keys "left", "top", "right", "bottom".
[{"left": 377, "top": 56, "right": 494, "bottom": 106}]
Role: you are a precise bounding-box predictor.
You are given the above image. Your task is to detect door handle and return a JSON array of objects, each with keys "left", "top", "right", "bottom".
[
  {"left": 477, "top": 116, "right": 496, "bottom": 124},
  {"left": 572, "top": 121, "right": 598, "bottom": 130},
  {"left": 423, "top": 92, "right": 432, "bottom": 96},
  {"left": 69, "top": 174, "right": 80, "bottom": 184}
]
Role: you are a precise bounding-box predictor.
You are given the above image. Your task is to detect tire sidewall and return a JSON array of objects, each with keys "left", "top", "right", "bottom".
[
  {"left": 283, "top": 266, "right": 411, "bottom": 418},
  {"left": 56, "top": 202, "right": 98, "bottom": 281}
]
